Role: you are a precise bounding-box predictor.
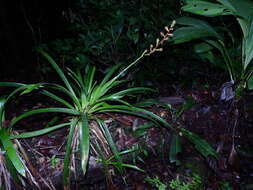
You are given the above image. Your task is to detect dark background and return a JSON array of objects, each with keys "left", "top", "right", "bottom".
[{"left": 0, "top": 0, "right": 70, "bottom": 78}]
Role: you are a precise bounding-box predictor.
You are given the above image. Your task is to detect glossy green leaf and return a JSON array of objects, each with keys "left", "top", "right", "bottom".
[
  {"left": 100, "top": 64, "right": 120, "bottom": 85},
  {"left": 176, "top": 17, "right": 218, "bottom": 33},
  {"left": 0, "top": 82, "right": 44, "bottom": 104},
  {"left": 43, "top": 83, "right": 81, "bottom": 107},
  {"left": 171, "top": 17, "right": 219, "bottom": 44},
  {"left": 37, "top": 48, "right": 81, "bottom": 108},
  {"left": 109, "top": 162, "right": 145, "bottom": 173},
  {"left": 180, "top": 128, "right": 218, "bottom": 158},
  {"left": 172, "top": 26, "right": 213, "bottom": 44},
  {"left": 37, "top": 49, "right": 73, "bottom": 94},
  {"left": 217, "top": 0, "right": 253, "bottom": 20},
  {"left": 99, "top": 87, "right": 154, "bottom": 102},
  {"left": 0, "top": 97, "right": 6, "bottom": 122},
  {"left": 11, "top": 108, "right": 80, "bottom": 127},
  {"left": 63, "top": 118, "right": 78, "bottom": 186},
  {"left": 79, "top": 114, "right": 90, "bottom": 175},
  {"left": 20, "top": 84, "right": 43, "bottom": 95},
  {"left": 0, "top": 128, "right": 26, "bottom": 177},
  {"left": 169, "top": 134, "right": 182, "bottom": 165},
  {"left": 96, "top": 104, "right": 173, "bottom": 129},
  {"left": 84, "top": 65, "right": 96, "bottom": 94},
  {"left": 0, "top": 82, "right": 24, "bottom": 88},
  {"left": 11, "top": 122, "right": 70, "bottom": 139},
  {"left": 243, "top": 18, "right": 253, "bottom": 70},
  {"left": 247, "top": 74, "right": 253, "bottom": 90},
  {"left": 182, "top": 1, "right": 231, "bottom": 17},
  {"left": 41, "top": 90, "right": 74, "bottom": 109},
  {"left": 194, "top": 42, "right": 213, "bottom": 53},
  {"left": 96, "top": 118, "right": 123, "bottom": 173}
]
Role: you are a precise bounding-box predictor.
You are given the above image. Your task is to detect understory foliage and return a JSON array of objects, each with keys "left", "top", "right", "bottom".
[
  {"left": 172, "top": 0, "right": 253, "bottom": 98},
  {"left": 4, "top": 0, "right": 253, "bottom": 189},
  {"left": 43, "top": 0, "right": 177, "bottom": 67},
  {"left": 0, "top": 16, "right": 219, "bottom": 189},
  {"left": 40, "top": 0, "right": 181, "bottom": 87}
]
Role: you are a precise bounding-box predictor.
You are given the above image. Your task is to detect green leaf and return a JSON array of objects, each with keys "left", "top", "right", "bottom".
[
  {"left": 111, "top": 162, "right": 145, "bottom": 173},
  {"left": 217, "top": 0, "right": 253, "bottom": 20},
  {"left": 0, "top": 82, "right": 24, "bottom": 88},
  {"left": 37, "top": 49, "right": 73, "bottom": 93},
  {"left": 243, "top": 18, "right": 253, "bottom": 69},
  {"left": 194, "top": 42, "right": 213, "bottom": 54},
  {"left": 171, "top": 17, "right": 219, "bottom": 44},
  {"left": 180, "top": 128, "right": 218, "bottom": 158},
  {"left": 41, "top": 90, "right": 74, "bottom": 109},
  {"left": 182, "top": 1, "right": 231, "bottom": 17},
  {"left": 63, "top": 118, "right": 78, "bottom": 186},
  {"left": 20, "top": 84, "right": 43, "bottom": 95},
  {"left": 11, "top": 122, "right": 70, "bottom": 139},
  {"left": 100, "top": 64, "right": 121, "bottom": 85},
  {"left": 99, "top": 87, "right": 154, "bottom": 102},
  {"left": 247, "top": 74, "right": 253, "bottom": 90},
  {"left": 169, "top": 134, "right": 182, "bottom": 165},
  {"left": 133, "top": 122, "right": 154, "bottom": 137},
  {"left": 96, "top": 104, "right": 174, "bottom": 130},
  {"left": 0, "top": 82, "right": 44, "bottom": 104},
  {"left": 0, "top": 128, "right": 26, "bottom": 177},
  {"left": 11, "top": 108, "right": 80, "bottom": 127},
  {"left": 43, "top": 83, "right": 81, "bottom": 107},
  {"left": 79, "top": 114, "right": 90, "bottom": 175},
  {"left": 96, "top": 118, "right": 124, "bottom": 174},
  {"left": 0, "top": 97, "right": 6, "bottom": 122},
  {"left": 84, "top": 66, "right": 96, "bottom": 94},
  {"left": 172, "top": 26, "right": 213, "bottom": 44},
  {"left": 37, "top": 48, "right": 80, "bottom": 108}
]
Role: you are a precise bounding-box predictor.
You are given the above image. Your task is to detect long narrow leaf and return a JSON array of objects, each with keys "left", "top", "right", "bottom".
[
  {"left": 0, "top": 82, "right": 24, "bottom": 88},
  {"left": 0, "top": 97, "right": 6, "bottom": 122},
  {"left": 41, "top": 90, "right": 74, "bottom": 109},
  {"left": 63, "top": 118, "right": 78, "bottom": 187},
  {"left": 11, "top": 122, "right": 70, "bottom": 139},
  {"left": 100, "top": 64, "right": 121, "bottom": 85},
  {"left": 0, "top": 128, "right": 26, "bottom": 177},
  {"left": 11, "top": 108, "right": 80, "bottom": 127},
  {"left": 99, "top": 87, "right": 154, "bottom": 102},
  {"left": 180, "top": 128, "right": 218, "bottom": 158},
  {"left": 96, "top": 105, "right": 173, "bottom": 129},
  {"left": 169, "top": 134, "right": 182, "bottom": 165},
  {"left": 79, "top": 114, "right": 90, "bottom": 175},
  {"left": 244, "top": 18, "right": 253, "bottom": 69},
  {"left": 37, "top": 48, "right": 79, "bottom": 104},
  {"left": 96, "top": 118, "right": 123, "bottom": 173},
  {"left": 44, "top": 83, "right": 81, "bottom": 108},
  {"left": 84, "top": 65, "right": 96, "bottom": 95}
]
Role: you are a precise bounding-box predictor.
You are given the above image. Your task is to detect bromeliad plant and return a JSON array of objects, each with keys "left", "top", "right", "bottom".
[
  {"left": 172, "top": 0, "right": 253, "bottom": 99},
  {"left": 0, "top": 21, "right": 177, "bottom": 189},
  {"left": 1, "top": 20, "right": 218, "bottom": 189}
]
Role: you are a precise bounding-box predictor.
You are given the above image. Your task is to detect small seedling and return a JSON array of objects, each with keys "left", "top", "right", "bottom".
[
  {"left": 51, "top": 155, "right": 61, "bottom": 169},
  {"left": 144, "top": 176, "right": 167, "bottom": 190}
]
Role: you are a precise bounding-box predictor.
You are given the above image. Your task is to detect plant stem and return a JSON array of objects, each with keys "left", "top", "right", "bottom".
[{"left": 111, "top": 50, "right": 147, "bottom": 82}]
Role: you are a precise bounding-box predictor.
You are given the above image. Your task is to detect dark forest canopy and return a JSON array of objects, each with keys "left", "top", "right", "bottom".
[{"left": 0, "top": 0, "right": 180, "bottom": 79}]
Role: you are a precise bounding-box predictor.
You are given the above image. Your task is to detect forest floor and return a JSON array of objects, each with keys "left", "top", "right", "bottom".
[
  {"left": 1, "top": 64, "right": 253, "bottom": 190},
  {"left": 5, "top": 82, "right": 253, "bottom": 190}
]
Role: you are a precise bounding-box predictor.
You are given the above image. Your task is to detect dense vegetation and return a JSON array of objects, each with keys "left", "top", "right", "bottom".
[{"left": 1, "top": 0, "right": 253, "bottom": 189}]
